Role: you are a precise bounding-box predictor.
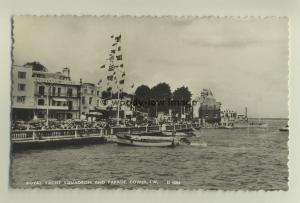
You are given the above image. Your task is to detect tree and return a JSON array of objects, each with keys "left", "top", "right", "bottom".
[
  {"left": 149, "top": 82, "right": 172, "bottom": 116},
  {"left": 134, "top": 85, "right": 151, "bottom": 112},
  {"left": 172, "top": 86, "right": 192, "bottom": 118},
  {"left": 24, "top": 61, "right": 48, "bottom": 72}
]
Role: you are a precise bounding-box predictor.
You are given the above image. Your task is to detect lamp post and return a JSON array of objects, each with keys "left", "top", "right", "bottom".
[{"left": 46, "top": 84, "right": 53, "bottom": 126}]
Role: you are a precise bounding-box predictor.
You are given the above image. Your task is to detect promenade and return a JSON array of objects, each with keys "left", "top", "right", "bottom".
[{"left": 11, "top": 123, "right": 200, "bottom": 151}]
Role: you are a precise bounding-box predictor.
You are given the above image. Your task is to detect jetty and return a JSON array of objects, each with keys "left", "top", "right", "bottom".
[{"left": 11, "top": 123, "right": 200, "bottom": 151}]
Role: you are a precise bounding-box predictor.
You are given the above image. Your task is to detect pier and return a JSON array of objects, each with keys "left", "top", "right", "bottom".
[{"left": 11, "top": 123, "right": 200, "bottom": 151}]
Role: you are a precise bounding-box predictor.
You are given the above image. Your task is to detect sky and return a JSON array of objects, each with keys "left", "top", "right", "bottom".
[{"left": 13, "top": 16, "right": 289, "bottom": 118}]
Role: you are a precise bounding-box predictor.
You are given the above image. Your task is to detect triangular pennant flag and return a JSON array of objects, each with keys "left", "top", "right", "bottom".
[
  {"left": 121, "top": 72, "right": 125, "bottom": 77},
  {"left": 112, "top": 43, "right": 117, "bottom": 46},
  {"left": 118, "top": 46, "right": 121, "bottom": 51},
  {"left": 107, "top": 87, "right": 112, "bottom": 91},
  {"left": 110, "top": 35, "right": 114, "bottom": 38},
  {"left": 100, "top": 65, "right": 105, "bottom": 69},
  {"left": 119, "top": 79, "right": 125, "bottom": 84},
  {"left": 120, "top": 64, "right": 124, "bottom": 68},
  {"left": 98, "top": 79, "right": 102, "bottom": 85},
  {"left": 131, "top": 83, "right": 135, "bottom": 88},
  {"left": 110, "top": 50, "right": 116, "bottom": 54}
]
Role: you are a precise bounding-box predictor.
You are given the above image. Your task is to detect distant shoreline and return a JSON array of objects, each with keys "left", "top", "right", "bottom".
[{"left": 248, "top": 117, "right": 289, "bottom": 120}]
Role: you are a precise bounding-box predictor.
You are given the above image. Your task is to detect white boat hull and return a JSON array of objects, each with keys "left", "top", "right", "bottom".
[{"left": 116, "top": 134, "right": 178, "bottom": 147}]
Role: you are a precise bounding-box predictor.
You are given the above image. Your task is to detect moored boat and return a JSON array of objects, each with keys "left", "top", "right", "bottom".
[
  {"left": 116, "top": 131, "right": 179, "bottom": 147},
  {"left": 279, "top": 125, "right": 289, "bottom": 132}
]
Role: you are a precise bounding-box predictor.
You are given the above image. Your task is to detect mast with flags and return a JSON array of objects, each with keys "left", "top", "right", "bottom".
[{"left": 99, "top": 34, "right": 125, "bottom": 126}]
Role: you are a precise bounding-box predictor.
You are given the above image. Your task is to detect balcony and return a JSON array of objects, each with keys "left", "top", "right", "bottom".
[
  {"left": 35, "top": 92, "right": 80, "bottom": 98},
  {"left": 36, "top": 105, "right": 69, "bottom": 110}
]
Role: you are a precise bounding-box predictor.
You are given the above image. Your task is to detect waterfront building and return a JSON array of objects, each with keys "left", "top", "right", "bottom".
[
  {"left": 192, "top": 88, "right": 222, "bottom": 124},
  {"left": 220, "top": 109, "right": 237, "bottom": 127},
  {"left": 80, "top": 82, "right": 103, "bottom": 121},
  {"left": 12, "top": 64, "right": 81, "bottom": 121}
]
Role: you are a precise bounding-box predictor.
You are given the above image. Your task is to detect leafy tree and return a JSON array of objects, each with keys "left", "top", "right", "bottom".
[
  {"left": 149, "top": 82, "right": 172, "bottom": 116},
  {"left": 172, "top": 86, "right": 192, "bottom": 117},
  {"left": 134, "top": 85, "right": 151, "bottom": 112}
]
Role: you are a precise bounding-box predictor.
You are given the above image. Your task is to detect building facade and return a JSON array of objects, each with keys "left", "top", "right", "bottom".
[
  {"left": 12, "top": 65, "right": 81, "bottom": 121},
  {"left": 80, "top": 82, "right": 103, "bottom": 120},
  {"left": 192, "top": 89, "right": 222, "bottom": 124}
]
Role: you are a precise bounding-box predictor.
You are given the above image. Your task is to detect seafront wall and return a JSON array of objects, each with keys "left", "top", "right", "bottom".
[{"left": 11, "top": 124, "right": 200, "bottom": 151}]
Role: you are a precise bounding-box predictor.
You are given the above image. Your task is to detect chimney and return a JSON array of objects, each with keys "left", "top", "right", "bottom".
[{"left": 62, "top": 67, "right": 70, "bottom": 78}]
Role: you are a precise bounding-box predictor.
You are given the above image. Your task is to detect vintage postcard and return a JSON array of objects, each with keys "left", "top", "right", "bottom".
[{"left": 10, "top": 16, "right": 289, "bottom": 190}]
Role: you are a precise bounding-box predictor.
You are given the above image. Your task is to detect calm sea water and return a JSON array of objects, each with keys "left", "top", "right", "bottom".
[{"left": 10, "top": 119, "right": 289, "bottom": 190}]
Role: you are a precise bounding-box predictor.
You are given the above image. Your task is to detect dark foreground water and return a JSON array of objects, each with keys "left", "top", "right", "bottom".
[{"left": 10, "top": 119, "right": 289, "bottom": 190}]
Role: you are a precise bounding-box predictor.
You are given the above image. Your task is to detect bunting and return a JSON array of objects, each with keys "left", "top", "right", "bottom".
[
  {"left": 121, "top": 72, "right": 125, "bottom": 77},
  {"left": 119, "top": 79, "right": 125, "bottom": 84},
  {"left": 118, "top": 46, "right": 121, "bottom": 51},
  {"left": 107, "top": 75, "right": 113, "bottom": 81},
  {"left": 110, "top": 50, "right": 116, "bottom": 54},
  {"left": 112, "top": 43, "right": 117, "bottom": 46},
  {"left": 108, "top": 65, "right": 115, "bottom": 71},
  {"left": 116, "top": 55, "right": 122, "bottom": 60},
  {"left": 119, "top": 64, "right": 124, "bottom": 68},
  {"left": 115, "top": 34, "right": 121, "bottom": 42},
  {"left": 100, "top": 65, "right": 105, "bottom": 69}
]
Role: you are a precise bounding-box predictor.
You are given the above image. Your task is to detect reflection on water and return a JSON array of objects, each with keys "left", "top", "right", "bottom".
[{"left": 10, "top": 119, "right": 289, "bottom": 190}]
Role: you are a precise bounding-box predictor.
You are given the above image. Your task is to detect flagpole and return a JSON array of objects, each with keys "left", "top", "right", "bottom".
[{"left": 117, "top": 88, "right": 120, "bottom": 126}]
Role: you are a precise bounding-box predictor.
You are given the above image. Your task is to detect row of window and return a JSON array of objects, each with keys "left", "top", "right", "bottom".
[
  {"left": 38, "top": 86, "right": 75, "bottom": 97},
  {"left": 81, "top": 97, "right": 102, "bottom": 106},
  {"left": 83, "top": 88, "right": 100, "bottom": 96}
]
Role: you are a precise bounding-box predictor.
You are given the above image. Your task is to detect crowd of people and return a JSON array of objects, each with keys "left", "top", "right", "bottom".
[
  {"left": 11, "top": 118, "right": 157, "bottom": 131},
  {"left": 11, "top": 116, "right": 198, "bottom": 131}
]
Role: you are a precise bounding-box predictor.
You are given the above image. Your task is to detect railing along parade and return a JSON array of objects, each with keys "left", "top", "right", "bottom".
[{"left": 11, "top": 123, "right": 200, "bottom": 141}]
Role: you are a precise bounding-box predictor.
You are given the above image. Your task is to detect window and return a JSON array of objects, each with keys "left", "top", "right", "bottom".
[
  {"left": 52, "top": 87, "right": 56, "bottom": 95},
  {"left": 67, "top": 101, "right": 73, "bottom": 110},
  {"left": 38, "top": 99, "right": 44, "bottom": 105},
  {"left": 82, "top": 96, "right": 85, "bottom": 104},
  {"left": 58, "top": 88, "right": 61, "bottom": 96},
  {"left": 84, "top": 89, "right": 87, "bottom": 94},
  {"left": 18, "top": 71, "right": 26, "bottom": 79},
  {"left": 16, "top": 96, "right": 25, "bottom": 103},
  {"left": 67, "top": 88, "right": 73, "bottom": 97},
  {"left": 38, "top": 86, "right": 44, "bottom": 95},
  {"left": 97, "top": 91, "right": 99, "bottom": 96},
  {"left": 18, "top": 84, "right": 26, "bottom": 91},
  {"left": 91, "top": 90, "right": 94, "bottom": 95},
  {"left": 89, "top": 97, "right": 93, "bottom": 105}
]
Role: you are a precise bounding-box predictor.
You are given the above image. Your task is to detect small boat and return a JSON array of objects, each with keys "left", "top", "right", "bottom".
[
  {"left": 116, "top": 131, "right": 179, "bottom": 147},
  {"left": 279, "top": 125, "right": 289, "bottom": 132}
]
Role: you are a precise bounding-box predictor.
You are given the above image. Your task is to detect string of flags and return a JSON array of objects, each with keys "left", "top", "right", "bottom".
[{"left": 100, "top": 34, "right": 129, "bottom": 93}]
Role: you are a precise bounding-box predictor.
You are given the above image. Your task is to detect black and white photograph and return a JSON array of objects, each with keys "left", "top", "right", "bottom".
[{"left": 10, "top": 16, "right": 289, "bottom": 190}]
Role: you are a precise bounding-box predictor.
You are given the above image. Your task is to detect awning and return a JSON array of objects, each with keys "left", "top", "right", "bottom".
[{"left": 53, "top": 98, "right": 67, "bottom": 102}]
